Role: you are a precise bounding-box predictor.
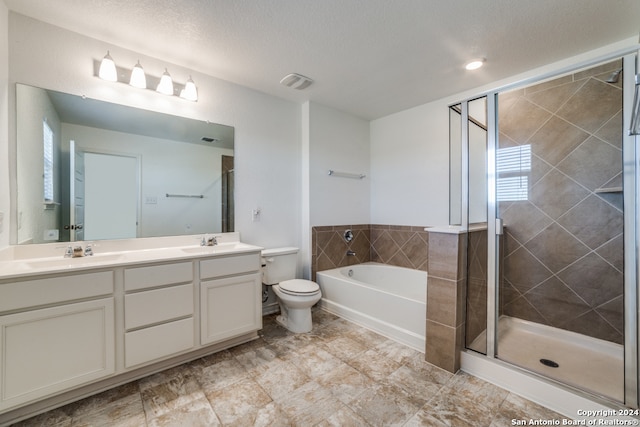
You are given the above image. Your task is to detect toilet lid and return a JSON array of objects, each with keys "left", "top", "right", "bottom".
[{"left": 279, "top": 279, "right": 320, "bottom": 294}]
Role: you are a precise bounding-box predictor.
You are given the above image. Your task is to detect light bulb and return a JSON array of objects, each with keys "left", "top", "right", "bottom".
[
  {"left": 98, "top": 51, "right": 117, "bottom": 82},
  {"left": 129, "top": 60, "right": 147, "bottom": 89},
  {"left": 180, "top": 76, "right": 198, "bottom": 101},
  {"left": 156, "top": 69, "right": 174, "bottom": 95}
]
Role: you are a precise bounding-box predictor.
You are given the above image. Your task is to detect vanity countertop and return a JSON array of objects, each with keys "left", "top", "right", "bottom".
[{"left": 0, "top": 234, "right": 263, "bottom": 281}]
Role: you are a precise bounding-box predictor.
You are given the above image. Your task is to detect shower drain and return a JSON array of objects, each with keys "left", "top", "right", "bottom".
[{"left": 540, "top": 358, "right": 559, "bottom": 368}]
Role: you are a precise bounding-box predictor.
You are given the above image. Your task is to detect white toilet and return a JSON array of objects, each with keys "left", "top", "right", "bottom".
[{"left": 261, "top": 247, "right": 322, "bottom": 333}]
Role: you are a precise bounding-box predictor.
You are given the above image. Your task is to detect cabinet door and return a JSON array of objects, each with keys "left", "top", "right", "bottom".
[
  {"left": 0, "top": 298, "right": 115, "bottom": 411},
  {"left": 201, "top": 273, "right": 262, "bottom": 345}
]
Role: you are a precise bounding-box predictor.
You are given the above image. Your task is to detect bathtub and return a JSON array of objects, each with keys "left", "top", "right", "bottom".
[{"left": 316, "top": 262, "right": 427, "bottom": 352}]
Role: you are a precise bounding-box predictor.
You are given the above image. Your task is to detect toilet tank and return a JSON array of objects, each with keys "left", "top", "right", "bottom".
[{"left": 262, "top": 247, "right": 299, "bottom": 285}]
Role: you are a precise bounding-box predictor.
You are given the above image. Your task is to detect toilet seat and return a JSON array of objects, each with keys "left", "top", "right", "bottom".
[{"left": 279, "top": 279, "right": 320, "bottom": 296}]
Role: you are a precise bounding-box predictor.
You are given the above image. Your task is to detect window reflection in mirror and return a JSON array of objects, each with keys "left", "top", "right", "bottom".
[{"left": 16, "top": 84, "right": 235, "bottom": 244}]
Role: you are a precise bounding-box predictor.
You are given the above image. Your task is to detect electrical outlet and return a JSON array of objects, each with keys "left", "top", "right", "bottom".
[
  {"left": 44, "top": 229, "right": 59, "bottom": 240},
  {"left": 252, "top": 208, "right": 261, "bottom": 222}
]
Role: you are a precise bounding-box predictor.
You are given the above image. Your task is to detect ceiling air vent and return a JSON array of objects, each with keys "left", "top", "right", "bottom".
[{"left": 280, "top": 73, "right": 314, "bottom": 90}]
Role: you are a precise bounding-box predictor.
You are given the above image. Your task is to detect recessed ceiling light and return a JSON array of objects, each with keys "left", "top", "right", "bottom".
[{"left": 465, "top": 58, "right": 485, "bottom": 71}]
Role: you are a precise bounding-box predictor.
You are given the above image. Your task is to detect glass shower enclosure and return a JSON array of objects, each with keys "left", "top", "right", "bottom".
[{"left": 451, "top": 54, "right": 638, "bottom": 407}]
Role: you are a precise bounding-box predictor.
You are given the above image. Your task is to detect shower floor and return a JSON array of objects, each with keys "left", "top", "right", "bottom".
[{"left": 470, "top": 316, "right": 624, "bottom": 402}]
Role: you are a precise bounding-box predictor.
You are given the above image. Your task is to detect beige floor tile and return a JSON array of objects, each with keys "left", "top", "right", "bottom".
[
  {"left": 315, "top": 405, "right": 371, "bottom": 426},
  {"left": 252, "top": 401, "right": 293, "bottom": 427},
  {"left": 147, "top": 397, "right": 220, "bottom": 427},
  {"left": 349, "top": 382, "right": 424, "bottom": 427},
  {"left": 283, "top": 343, "right": 345, "bottom": 380},
  {"left": 66, "top": 382, "right": 141, "bottom": 420},
  {"left": 316, "top": 363, "right": 375, "bottom": 405},
  {"left": 445, "top": 371, "right": 509, "bottom": 411},
  {"left": 411, "top": 388, "right": 496, "bottom": 427},
  {"left": 277, "top": 381, "right": 344, "bottom": 426},
  {"left": 403, "top": 353, "right": 454, "bottom": 386},
  {"left": 348, "top": 348, "right": 402, "bottom": 382},
  {"left": 197, "top": 358, "right": 250, "bottom": 393},
  {"left": 205, "top": 378, "right": 272, "bottom": 425},
  {"left": 71, "top": 393, "right": 146, "bottom": 427},
  {"left": 234, "top": 345, "right": 279, "bottom": 376},
  {"left": 374, "top": 339, "right": 421, "bottom": 365},
  {"left": 140, "top": 371, "right": 205, "bottom": 420},
  {"left": 490, "top": 392, "right": 564, "bottom": 426},
  {"left": 322, "top": 335, "right": 368, "bottom": 361},
  {"left": 253, "top": 358, "right": 311, "bottom": 401},
  {"left": 386, "top": 365, "right": 444, "bottom": 403}
]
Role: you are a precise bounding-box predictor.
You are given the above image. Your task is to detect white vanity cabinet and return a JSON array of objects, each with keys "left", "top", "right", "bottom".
[
  {"left": 0, "top": 240, "right": 265, "bottom": 424},
  {"left": 123, "top": 262, "right": 195, "bottom": 368},
  {"left": 0, "top": 272, "right": 115, "bottom": 411},
  {"left": 200, "top": 253, "right": 262, "bottom": 345}
]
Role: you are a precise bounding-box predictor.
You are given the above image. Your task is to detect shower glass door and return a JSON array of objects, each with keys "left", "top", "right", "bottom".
[{"left": 494, "top": 59, "right": 628, "bottom": 402}]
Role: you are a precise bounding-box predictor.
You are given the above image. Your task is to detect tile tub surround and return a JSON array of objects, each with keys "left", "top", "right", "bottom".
[
  {"left": 12, "top": 309, "right": 563, "bottom": 426},
  {"left": 498, "top": 59, "right": 624, "bottom": 344},
  {"left": 426, "top": 230, "right": 467, "bottom": 373},
  {"left": 311, "top": 224, "right": 429, "bottom": 280}
]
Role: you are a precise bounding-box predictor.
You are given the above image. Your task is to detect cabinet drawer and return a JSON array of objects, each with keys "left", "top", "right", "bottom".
[
  {"left": 125, "top": 283, "right": 194, "bottom": 330},
  {"left": 125, "top": 318, "right": 194, "bottom": 368},
  {"left": 124, "top": 262, "right": 192, "bottom": 291},
  {"left": 200, "top": 253, "right": 260, "bottom": 279},
  {"left": 0, "top": 271, "right": 114, "bottom": 313}
]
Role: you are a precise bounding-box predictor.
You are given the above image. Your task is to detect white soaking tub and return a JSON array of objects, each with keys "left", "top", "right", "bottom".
[{"left": 316, "top": 262, "right": 427, "bottom": 351}]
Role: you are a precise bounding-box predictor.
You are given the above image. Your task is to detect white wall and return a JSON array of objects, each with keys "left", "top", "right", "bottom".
[
  {"left": 0, "top": 3, "right": 9, "bottom": 249},
  {"left": 370, "top": 102, "right": 449, "bottom": 226},
  {"left": 6, "top": 12, "right": 301, "bottom": 249},
  {"left": 308, "top": 101, "right": 370, "bottom": 226}
]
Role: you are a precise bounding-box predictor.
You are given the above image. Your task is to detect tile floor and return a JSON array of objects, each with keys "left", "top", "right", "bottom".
[{"left": 12, "top": 309, "right": 562, "bottom": 426}]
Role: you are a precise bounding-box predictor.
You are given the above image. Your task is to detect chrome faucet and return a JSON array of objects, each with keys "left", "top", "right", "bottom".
[
  {"left": 72, "top": 245, "right": 84, "bottom": 258},
  {"left": 201, "top": 235, "right": 218, "bottom": 246},
  {"left": 346, "top": 250, "right": 356, "bottom": 256}
]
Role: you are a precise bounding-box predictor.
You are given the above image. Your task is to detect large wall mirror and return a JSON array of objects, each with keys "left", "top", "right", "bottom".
[{"left": 16, "top": 83, "right": 235, "bottom": 245}]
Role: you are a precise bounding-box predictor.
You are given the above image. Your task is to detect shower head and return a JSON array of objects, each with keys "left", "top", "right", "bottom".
[{"left": 606, "top": 68, "right": 623, "bottom": 83}]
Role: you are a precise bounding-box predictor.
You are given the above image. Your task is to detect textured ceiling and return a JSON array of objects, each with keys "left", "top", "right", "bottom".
[{"left": 4, "top": 0, "right": 640, "bottom": 119}]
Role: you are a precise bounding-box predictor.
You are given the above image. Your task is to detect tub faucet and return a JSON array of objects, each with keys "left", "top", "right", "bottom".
[{"left": 346, "top": 250, "right": 356, "bottom": 256}]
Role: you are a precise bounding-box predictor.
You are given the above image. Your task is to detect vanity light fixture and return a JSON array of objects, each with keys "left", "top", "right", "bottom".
[
  {"left": 96, "top": 51, "right": 198, "bottom": 101},
  {"left": 156, "top": 69, "right": 174, "bottom": 95},
  {"left": 465, "top": 58, "right": 485, "bottom": 71},
  {"left": 98, "top": 51, "right": 118, "bottom": 81},
  {"left": 129, "top": 60, "right": 147, "bottom": 89}
]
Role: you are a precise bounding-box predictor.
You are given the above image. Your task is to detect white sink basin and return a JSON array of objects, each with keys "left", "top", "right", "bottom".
[{"left": 25, "top": 253, "right": 125, "bottom": 269}]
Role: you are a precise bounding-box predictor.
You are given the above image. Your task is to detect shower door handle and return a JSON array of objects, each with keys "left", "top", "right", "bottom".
[{"left": 495, "top": 218, "right": 504, "bottom": 235}]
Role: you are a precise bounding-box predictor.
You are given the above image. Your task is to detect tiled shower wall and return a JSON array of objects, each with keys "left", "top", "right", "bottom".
[
  {"left": 498, "top": 60, "right": 624, "bottom": 344},
  {"left": 311, "top": 224, "right": 429, "bottom": 280}
]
